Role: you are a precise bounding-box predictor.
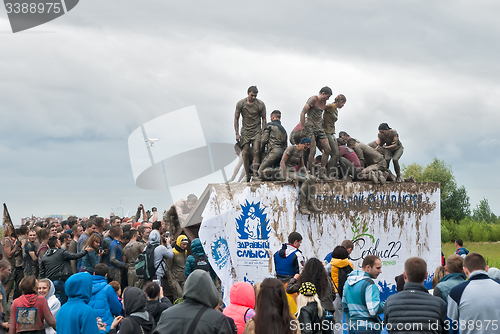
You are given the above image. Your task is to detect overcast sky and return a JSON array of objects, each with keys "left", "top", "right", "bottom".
[{"left": 1, "top": 0, "right": 499, "bottom": 222}]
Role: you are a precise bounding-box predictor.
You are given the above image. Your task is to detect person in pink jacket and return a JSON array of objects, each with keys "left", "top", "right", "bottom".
[{"left": 223, "top": 281, "right": 256, "bottom": 334}]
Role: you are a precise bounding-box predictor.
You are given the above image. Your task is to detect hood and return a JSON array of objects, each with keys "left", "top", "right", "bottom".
[
  {"left": 488, "top": 267, "right": 500, "bottom": 281},
  {"left": 229, "top": 282, "right": 255, "bottom": 308},
  {"left": 183, "top": 269, "right": 219, "bottom": 308},
  {"left": 125, "top": 288, "right": 155, "bottom": 333},
  {"left": 331, "top": 258, "right": 353, "bottom": 269},
  {"left": 124, "top": 287, "right": 147, "bottom": 315},
  {"left": 278, "top": 243, "right": 299, "bottom": 259},
  {"left": 176, "top": 234, "right": 188, "bottom": 247},
  {"left": 45, "top": 279, "right": 56, "bottom": 300},
  {"left": 190, "top": 238, "right": 204, "bottom": 256},
  {"left": 92, "top": 275, "right": 109, "bottom": 295},
  {"left": 174, "top": 234, "right": 188, "bottom": 255},
  {"left": 65, "top": 272, "right": 92, "bottom": 304},
  {"left": 440, "top": 272, "right": 466, "bottom": 282},
  {"left": 148, "top": 230, "right": 161, "bottom": 246},
  {"left": 346, "top": 270, "right": 371, "bottom": 286},
  {"left": 20, "top": 294, "right": 39, "bottom": 308}
]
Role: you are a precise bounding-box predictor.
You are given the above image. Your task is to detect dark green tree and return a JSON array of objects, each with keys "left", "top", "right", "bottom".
[
  {"left": 442, "top": 186, "right": 470, "bottom": 222},
  {"left": 420, "top": 158, "right": 456, "bottom": 199},
  {"left": 472, "top": 198, "right": 497, "bottom": 223},
  {"left": 402, "top": 158, "right": 470, "bottom": 221}
]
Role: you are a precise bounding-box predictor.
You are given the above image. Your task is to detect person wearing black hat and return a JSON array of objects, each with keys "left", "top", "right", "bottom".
[{"left": 375, "top": 123, "right": 404, "bottom": 182}]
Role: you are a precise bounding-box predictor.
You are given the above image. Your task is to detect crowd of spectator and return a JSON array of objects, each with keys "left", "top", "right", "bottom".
[{"left": 1, "top": 207, "right": 499, "bottom": 334}]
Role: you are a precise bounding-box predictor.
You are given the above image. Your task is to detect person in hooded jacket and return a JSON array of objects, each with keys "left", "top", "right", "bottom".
[
  {"left": 433, "top": 254, "right": 466, "bottom": 304},
  {"left": 144, "top": 282, "right": 172, "bottom": 325},
  {"left": 149, "top": 230, "right": 174, "bottom": 283},
  {"left": 185, "top": 238, "right": 216, "bottom": 280},
  {"left": 38, "top": 279, "right": 60, "bottom": 334},
  {"left": 88, "top": 263, "right": 123, "bottom": 333},
  {"left": 56, "top": 272, "right": 106, "bottom": 334},
  {"left": 109, "top": 287, "right": 155, "bottom": 334},
  {"left": 223, "top": 281, "right": 256, "bottom": 334},
  {"left": 329, "top": 245, "right": 353, "bottom": 333},
  {"left": 154, "top": 269, "right": 233, "bottom": 334},
  {"left": 166, "top": 235, "right": 189, "bottom": 301},
  {"left": 10, "top": 276, "right": 56, "bottom": 334},
  {"left": 243, "top": 278, "right": 299, "bottom": 334}
]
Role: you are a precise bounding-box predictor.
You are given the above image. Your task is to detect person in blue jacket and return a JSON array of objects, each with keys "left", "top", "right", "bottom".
[
  {"left": 273, "top": 232, "right": 305, "bottom": 282},
  {"left": 56, "top": 272, "right": 106, "bottom": 334},
  {"left": 185, "top": 238, "right": 216, "bottom": 280},
  {"left": 454, "top": 239, "right": 469, "bottom": 258},
  {"left": 88, "top": 263, "right": 123, "bottom": 332}
]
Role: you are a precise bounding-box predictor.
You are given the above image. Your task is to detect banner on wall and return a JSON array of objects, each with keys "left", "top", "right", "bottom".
[{"left": 198, "top": 182, "right": 440, "bottom": 304}]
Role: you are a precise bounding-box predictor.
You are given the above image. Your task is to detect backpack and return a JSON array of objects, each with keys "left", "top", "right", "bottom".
[
  {"left": 135, "top": 244, "right": 160, "bottom": 280},
  {"left": 193, "top": 254, "right": 211, "bottom": 272},
  {"left": 333, "top": 265, "right": 353, "bottom": 298}
]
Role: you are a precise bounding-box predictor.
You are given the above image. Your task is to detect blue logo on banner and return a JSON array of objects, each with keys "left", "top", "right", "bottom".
[
  {"left": 211, "top": 237, "right": 230, "bottom": 269},
  {"left": 235, "top": 201, "right": 271, "bottom": 240}
]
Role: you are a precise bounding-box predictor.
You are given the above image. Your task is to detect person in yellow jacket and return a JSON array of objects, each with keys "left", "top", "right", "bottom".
[
  {"left": 166, "top": 235, "right": 189, "bottom": 302},
  {"left": 329, "top": 245, "right": 353, "bottom": 334}
]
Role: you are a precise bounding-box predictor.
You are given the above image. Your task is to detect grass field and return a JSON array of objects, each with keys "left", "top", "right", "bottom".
[{"left": 442, "top": 242, "right": 500, "bottom": 268}]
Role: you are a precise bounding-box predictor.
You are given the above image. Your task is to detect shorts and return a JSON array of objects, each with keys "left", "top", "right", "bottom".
[
  {"left": 240, "top": 130, "right": 261, "bottom": 147},
  {"left": 383, "top": 147, "right": 404, "bottom": 162},
  {"left": 305, "top": 124, "right": 327, "bottom": 141}
]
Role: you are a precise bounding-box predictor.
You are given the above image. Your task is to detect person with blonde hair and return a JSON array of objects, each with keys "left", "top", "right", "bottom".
[
  {"left": 295, "top": 282, "right": 324, "bottom": 334},
  {"left": 287, "top": 257, "right": 334, "bottom": 330},
  {"left": 38, "top": 278, "right": 60, "bottom": 334},
  {"left": 431, "top": 266, "right": 446, "bottom": 291}
]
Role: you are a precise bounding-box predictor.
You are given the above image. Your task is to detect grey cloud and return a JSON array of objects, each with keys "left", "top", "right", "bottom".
[{"left": 1, "top": 1, "right": 500, "bottom": 218}]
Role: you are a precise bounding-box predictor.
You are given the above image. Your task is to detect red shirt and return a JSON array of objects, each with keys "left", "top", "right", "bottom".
[
  {"left": 10, "top": 294, "right": 54, "bottom": 333},
  {"left": 339, "top": 145, "right": 361, "bottom": 169}
]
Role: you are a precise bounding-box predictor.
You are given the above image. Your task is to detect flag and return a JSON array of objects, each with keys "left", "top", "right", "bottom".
[{"left": 2, "top": 203, "right": 17, "bottom": 244}]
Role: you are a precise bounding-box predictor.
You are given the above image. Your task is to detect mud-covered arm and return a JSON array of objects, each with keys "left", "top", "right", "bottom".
[{"left": 110, "top": 243, "right": 126, "bottom": 268}]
